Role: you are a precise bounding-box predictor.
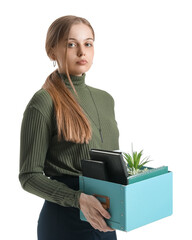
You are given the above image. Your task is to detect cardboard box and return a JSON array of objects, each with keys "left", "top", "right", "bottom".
[{"left": 79, "top": 171, "right": 173, "bottom": 231}]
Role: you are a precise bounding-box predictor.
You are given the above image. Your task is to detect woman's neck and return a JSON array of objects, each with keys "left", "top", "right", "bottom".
[{"left": 58, "top": 71, "right": 86, "bottom": 88}]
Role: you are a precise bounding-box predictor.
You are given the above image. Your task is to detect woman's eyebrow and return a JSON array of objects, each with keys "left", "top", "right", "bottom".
[{"left": 68, "top": 37, "right": 94, "bottom": 41}]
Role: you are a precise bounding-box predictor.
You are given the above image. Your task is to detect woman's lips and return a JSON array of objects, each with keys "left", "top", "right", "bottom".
[{"left": 76, "top": 60, "right": 87, "bottom": 65}]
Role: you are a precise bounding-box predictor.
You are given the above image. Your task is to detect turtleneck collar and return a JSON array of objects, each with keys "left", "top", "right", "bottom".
[{"left": 59, "top": 72, "right": 86, "bottom": 88}]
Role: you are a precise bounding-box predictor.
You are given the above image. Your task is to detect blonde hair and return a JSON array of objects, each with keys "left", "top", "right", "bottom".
[{"left": 43, "top": 16, "right": 95, "bottom": 143}]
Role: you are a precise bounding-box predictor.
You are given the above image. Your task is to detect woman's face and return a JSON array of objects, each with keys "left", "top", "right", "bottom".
[{"left": 53, "top": 23, "right": 94, "bottom": 76}]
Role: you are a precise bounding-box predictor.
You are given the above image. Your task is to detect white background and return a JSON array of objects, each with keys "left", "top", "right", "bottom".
[{"left": 0, "top": 0, "right": 191, "bottom": 239}]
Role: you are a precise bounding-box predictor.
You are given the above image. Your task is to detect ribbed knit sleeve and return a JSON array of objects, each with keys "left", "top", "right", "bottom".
[{"left": 19, "top": 103, "right": 82, "bottom": 208}]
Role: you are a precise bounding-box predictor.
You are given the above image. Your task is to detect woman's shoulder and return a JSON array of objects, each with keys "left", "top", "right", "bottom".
[
  {"left": 24, "top": 88, "right": 54, "bottom": 118},
  {"left": 86, "top": 85, "right": 115, "bottom": 105}
]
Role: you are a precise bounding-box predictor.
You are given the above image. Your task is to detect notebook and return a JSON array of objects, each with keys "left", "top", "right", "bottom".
[
  {"left": 81, "top": 159, "right": 108, "bottom": 181},
  {"left": 89, "top": 149, "right": 128, "bottom": 185}
]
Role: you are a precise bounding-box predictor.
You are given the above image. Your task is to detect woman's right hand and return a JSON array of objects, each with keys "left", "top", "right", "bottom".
[{"left": 79, "top": 193, "right": 114, "bottom": 232}]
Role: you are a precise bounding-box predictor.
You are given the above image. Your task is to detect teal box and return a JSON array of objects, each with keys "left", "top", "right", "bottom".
[{"left": 79, "top": 171, "right": 173, "bottom": 232}]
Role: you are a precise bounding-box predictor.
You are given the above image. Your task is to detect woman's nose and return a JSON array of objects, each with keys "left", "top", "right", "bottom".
[{"left": 77, "top": 46, "right": 85, "bottom": 57}]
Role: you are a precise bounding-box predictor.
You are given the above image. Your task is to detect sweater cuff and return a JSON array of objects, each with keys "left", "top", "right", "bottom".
[{"left": 74, "top": 190, "right": 82, "bottom": 209}]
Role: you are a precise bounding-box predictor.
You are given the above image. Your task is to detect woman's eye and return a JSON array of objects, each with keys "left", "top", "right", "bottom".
[
  {"left": 85, "top": 43, "right": 93, "bottom": 47},
  {"left": 68, "top": 43, "right": 76, "bottom": 48}
]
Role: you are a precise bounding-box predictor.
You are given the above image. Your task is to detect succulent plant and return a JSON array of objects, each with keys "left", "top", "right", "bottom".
[{"left": 123, "top": 145, "right": 152, "bottom": 176}]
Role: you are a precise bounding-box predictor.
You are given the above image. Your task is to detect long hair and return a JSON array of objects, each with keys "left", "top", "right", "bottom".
[{"left": 43, "top": 16, "right": 95, "bottom": 143}]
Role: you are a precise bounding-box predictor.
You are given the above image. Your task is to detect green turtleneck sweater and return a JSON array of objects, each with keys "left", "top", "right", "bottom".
[{"left": 19, "top": 73, "right": 119, "bottom": 209}]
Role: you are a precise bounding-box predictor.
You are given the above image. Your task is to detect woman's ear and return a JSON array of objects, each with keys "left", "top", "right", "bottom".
[{"left": 50, "top": 47, "right": 56, "bottom": 61}]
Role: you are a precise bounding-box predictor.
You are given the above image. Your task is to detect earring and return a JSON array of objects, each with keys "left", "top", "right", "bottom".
[{"left": 53, "top": 61, "right": 56, "bottom": 67}]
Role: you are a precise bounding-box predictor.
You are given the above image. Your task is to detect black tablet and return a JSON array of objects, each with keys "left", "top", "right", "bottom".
[
  {"left": 81, "top": 159, "right": 109, "bottom": 181},
  {"left": 89, "top": 149, "right": 128, "bottom": 185}
]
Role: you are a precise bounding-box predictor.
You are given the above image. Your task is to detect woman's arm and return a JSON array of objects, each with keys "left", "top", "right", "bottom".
[
  {"left": 19, "top": 107, "right": 81, "bottom": 208},
  {"left": 19, "top": 107, "right": 113, "bottom": 231}
]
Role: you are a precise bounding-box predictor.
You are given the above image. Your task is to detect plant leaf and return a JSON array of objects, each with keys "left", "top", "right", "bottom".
[
  {"left": 135, "top": 150, "right": 143, "bottom": 169},
  {"left": 123, "top": 153, "right": 134, "bottom": 168},
  {"left": 132, "top": 151, "right": 137, "bottom": 168},
  {"left": 138, "top": 157, "right": 152, "bottom": 169},
  {"left": 139, "top": 156, "right": 150, "bottom": 165}
]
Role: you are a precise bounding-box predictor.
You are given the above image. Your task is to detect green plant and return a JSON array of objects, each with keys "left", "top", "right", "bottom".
[{"left": 123, "top": 145, "right": 152, "bottom": 176}]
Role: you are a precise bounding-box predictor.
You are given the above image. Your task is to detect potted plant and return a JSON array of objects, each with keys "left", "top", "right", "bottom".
[{"left": 123, "top": 144, "right": 152, "bottom": 176}]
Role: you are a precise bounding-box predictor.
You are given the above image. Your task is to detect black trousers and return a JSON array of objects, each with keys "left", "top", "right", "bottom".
[{"left": 37, "top": 175, "right": 117, "bottom": 240}]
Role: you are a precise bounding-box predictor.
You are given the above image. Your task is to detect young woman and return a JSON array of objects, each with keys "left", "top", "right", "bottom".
[{"left": 19, "top": 15, "right": 119, "bottom": 240}]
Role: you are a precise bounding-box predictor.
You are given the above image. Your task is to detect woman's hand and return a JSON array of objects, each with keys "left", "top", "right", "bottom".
[{"left": 79, "top": 193, "right": 114, "bottom": 232}]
